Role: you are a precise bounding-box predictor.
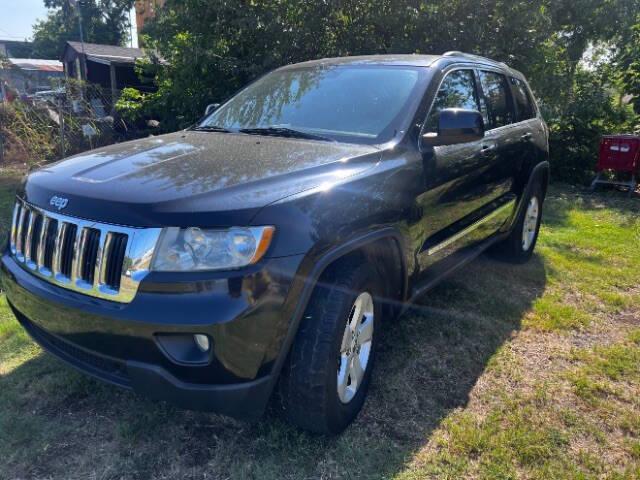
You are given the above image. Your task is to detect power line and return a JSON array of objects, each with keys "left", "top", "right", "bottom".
[{"left": 0, "top": 27, "right": 30, "bottom": 41}]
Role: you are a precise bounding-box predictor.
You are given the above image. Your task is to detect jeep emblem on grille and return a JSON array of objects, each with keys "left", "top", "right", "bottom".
[{"left": 49, "top": 195, "right": 69, "bottom": 211}]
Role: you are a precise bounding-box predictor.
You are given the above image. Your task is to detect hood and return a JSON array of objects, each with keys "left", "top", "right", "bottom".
[{"left": 23, "top": 131, "right": 380, "bottom": 226}]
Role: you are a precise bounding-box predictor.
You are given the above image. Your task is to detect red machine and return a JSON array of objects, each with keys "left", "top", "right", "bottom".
[{"left": 591, "top": 135, "right": 640, "bottom": 196}]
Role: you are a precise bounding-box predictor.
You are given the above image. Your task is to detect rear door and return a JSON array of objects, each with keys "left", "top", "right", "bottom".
[
  {"left": 475, "top": 69, "right": 519, "bottom": 203},
  {"left": 508, "top": 76, "right": 546, "bottom": 180}
]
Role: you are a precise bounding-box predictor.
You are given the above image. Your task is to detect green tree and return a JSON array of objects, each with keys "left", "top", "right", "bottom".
[
  {"left": 118, "top": 0, "right": 639, "bottom": 182},
  {"left": 547, "top": 65, "right": 637, "bottom": 182},
  {"left": 618, "top": 19, "right": 640, "bottom": 116},
  {"left": 32, "top": 0, "right": 135, "bottom": 59},
  {"left": 130, "top": 1, "right": 638, "bottom": 124}
]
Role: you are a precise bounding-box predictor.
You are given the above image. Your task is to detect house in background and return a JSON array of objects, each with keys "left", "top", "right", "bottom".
[
  {"left": 62, "top": 41, "right": 151, "bottom": 112},
  {"left": 0, "top": 58, "right": 64, "bottom": 99},
  {"left": 1, "top": 39, "right": 63, "bottom": 101}
]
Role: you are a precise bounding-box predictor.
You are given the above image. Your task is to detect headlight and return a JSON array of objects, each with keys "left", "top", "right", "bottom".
[{"left": 151, "top": 226, "right": 275, "bottom": 272}]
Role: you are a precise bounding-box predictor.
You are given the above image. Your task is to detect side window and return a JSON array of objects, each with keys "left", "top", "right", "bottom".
[
  {"left": 510, "top": 77, "right": 535, "bottom": 121},
  {"left": 478, "top": 71, "right": 514, "bottom": 129},
  {"left": 425, "top": 70, "right": 480, "bottom": 132}
]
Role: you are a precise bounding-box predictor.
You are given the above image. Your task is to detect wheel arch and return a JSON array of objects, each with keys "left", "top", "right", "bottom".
[
  {"left": 265, "top": 228, "right": 408, "bottom": 400},
  {"left": 319, "top": 235, "right": 406, "bottom": 320},
  {"left": 509, "top": 160, "right": 550, "bottom": 231}
]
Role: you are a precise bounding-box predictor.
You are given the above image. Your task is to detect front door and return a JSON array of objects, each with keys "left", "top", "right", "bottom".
[{"left": 418, "top": 68, "right": 489, "bottom": 246}]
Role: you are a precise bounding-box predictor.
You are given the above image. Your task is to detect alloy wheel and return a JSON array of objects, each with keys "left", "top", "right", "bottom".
[
  {"left": 337, "top": 292, "right": 374, "bottom": 404},
  {"left": 522, "top": 196, "right": 540, "bottom": 251}
]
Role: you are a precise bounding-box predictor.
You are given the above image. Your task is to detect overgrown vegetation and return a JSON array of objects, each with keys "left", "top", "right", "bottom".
[
  {"left": 0, "top": 100, "right": 121, "bottom": 168},
  {"left": 0, "top": 102, "right": 58, "bottom": 166},
  {"left": 0, "top": 77, "right": 136, "bottom": 168},
  {"left": 0, "top": 176, "right": 638, "bottom": 478}
]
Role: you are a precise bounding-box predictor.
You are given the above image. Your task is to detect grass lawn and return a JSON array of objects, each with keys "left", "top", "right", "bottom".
[{"left": 0, "top": 172, "right": 639, "bottom": 479}]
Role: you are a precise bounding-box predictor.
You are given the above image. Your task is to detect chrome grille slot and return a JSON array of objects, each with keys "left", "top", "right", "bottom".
[
  {"left": 28, "top": 213, "right": 43, "bottom": 267},
  {"left": 10, "top": 202, "right": 21, "bottom": 253},
  {"left": 80, "top": 228, "right": 101, "bottom": 284},
  {"left": 103, "top": 233, "right": 128, "bottom": 290},
  {"left": 17, "top": 209, "right": 31, "bottom": 260},
  {"left": 42, "top": 219, "right": 58, "bottom": 271},
  {"left": 9, "top": 198, "right": 162, "bottom": 303},
  {"left": 59, "top": 223, "right": 77, "bottom": 278},
  {"left": 23, "top": 211, "right": 35, "bottom": 264}
]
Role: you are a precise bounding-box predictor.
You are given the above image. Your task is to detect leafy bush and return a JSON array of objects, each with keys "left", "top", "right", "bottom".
[
  {"left": 545, "top": 67, "right": 639, "bottom": 184},
  {"left": 115, "top": 87, "right": 147, "bottom": 125}
]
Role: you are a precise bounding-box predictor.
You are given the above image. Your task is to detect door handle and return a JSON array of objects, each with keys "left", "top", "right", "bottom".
[
  {"left": 480, "top": 144, "right": 497, "bottom": 156},
  {"left": 521, "top": 132, "right": 533, "bottom": 141}
]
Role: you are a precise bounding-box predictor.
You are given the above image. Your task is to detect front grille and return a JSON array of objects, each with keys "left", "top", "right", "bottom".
[{"left": 10, "top": 198, "right": 162, "bottom": 303}]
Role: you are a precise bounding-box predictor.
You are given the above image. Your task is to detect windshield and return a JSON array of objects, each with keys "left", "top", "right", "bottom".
[{"left": 198, "top": 65, "right": 427, "bottom": 144}]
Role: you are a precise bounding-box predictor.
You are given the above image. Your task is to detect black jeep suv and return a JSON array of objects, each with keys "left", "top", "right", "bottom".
[{"left": 1, "top": 52, "right": 549, "bottom": 434}]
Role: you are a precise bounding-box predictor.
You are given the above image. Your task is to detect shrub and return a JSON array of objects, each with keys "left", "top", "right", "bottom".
[{"left": 545, "top": 67, "right": 639, "bottom": 185}]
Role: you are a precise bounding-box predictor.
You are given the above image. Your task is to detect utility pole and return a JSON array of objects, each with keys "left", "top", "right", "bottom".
[
  {"left": 69, "top": 0, "right": 87, "bottom": 80},
  {"left": 58, "top": 98, "right": 65, "bottom": 158}
]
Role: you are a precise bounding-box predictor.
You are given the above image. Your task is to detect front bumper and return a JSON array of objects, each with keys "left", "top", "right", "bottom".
[{"left": 1, "top": 252, "right": 305, "bottom": 419}]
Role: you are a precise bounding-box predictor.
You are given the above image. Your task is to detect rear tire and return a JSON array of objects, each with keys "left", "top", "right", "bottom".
[
  {"left": 277, "top": 260, "right": 380, "bottom": 434},
  {"left": 491, "top": 181, "right": 544, "bottom": 263}
]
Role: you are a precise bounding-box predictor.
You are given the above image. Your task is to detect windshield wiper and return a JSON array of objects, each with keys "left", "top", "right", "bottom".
[
  {"left": 239, "top": 126, "right": 334, "bottom": 142},
  {"left": 192, "top": 125, "right": 233, "bottom": 133}
]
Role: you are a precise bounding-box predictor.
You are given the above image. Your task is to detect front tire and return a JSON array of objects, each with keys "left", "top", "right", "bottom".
[{"left": 277, "top": 260, "right": 380, "bottom": 434}]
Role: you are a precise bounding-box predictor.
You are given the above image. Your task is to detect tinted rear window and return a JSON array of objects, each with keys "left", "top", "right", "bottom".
[
  {"left": 478, "top": 71, "right": 514, "bottom": 129},
  {"left": 510, "top": 77, "right": 536, "bottom": 121}
]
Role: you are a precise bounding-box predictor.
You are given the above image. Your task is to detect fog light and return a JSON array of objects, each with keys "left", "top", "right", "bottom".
[{"left": 194, "top": 334, "right": 210, "bottom": 352}]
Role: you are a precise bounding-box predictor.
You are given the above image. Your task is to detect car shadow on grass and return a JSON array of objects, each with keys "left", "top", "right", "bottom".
[{"left": 0, "top": 254, "right": 546, "bottom": 480}]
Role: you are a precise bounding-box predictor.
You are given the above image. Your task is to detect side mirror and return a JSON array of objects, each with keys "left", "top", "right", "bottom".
[
  {"left": 422, "top": 108, "right": 484, "bottom": 147},
  {"left": 205, "top": 103, "right": 221, "bottom": 116}
]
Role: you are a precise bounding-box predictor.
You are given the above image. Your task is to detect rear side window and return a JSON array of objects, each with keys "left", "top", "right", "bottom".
[
  {"left": 425, "top": 69, "right": 480, "bottom": 132},
  {"left": 478, "top": 71, "right": 514, "bottom": 129},
  {"left": 510, "top": 77, "right": 536, "bottom": 121}
]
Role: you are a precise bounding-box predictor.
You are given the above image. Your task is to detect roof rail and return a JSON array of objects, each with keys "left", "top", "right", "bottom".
[{"left": 442, "top": 51, "right": 509, "bottom": 68}]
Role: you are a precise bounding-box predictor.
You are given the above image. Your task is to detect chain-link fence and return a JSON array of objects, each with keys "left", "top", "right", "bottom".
[{"left": 0, "top": 78, "right": 150, "bottom": 168}]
